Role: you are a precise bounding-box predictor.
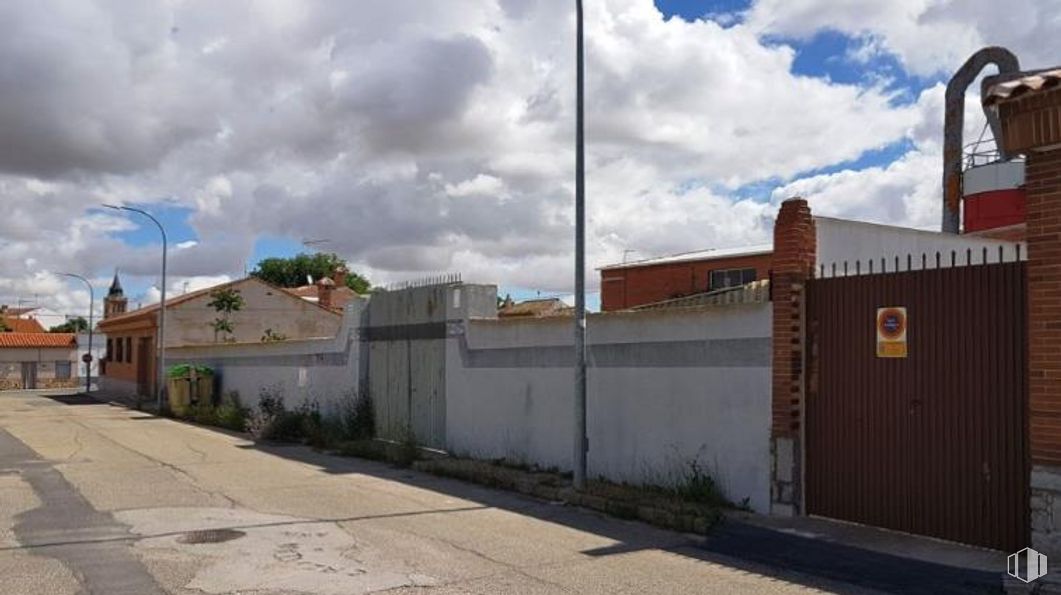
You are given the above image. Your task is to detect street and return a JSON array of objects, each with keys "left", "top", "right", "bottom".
[{"left": 0, "top": 390, "right": 997, "bottom": 594}]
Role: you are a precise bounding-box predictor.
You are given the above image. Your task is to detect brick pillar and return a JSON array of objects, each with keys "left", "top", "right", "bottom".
[
  {"left": 1028, "top": 146, "right": 1061, "bottom": 557},
  {"left": 991, "top": 81, "right": 1061, "bottom": 561},
  {"left": 770, "top": 197, "right": 816, "bottom": 516}
]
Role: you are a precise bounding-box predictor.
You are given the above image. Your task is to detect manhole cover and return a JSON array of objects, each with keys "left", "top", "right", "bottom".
[{"left": 177, "top": 529, "right": 246, "bottom": 544}]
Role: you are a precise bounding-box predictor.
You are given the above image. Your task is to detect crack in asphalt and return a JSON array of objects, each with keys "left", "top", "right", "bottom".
[{"left": 69, "top": 418, "right": 241, "bottom": 509}]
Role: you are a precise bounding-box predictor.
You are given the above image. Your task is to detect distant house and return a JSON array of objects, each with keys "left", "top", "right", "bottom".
[
  {"left": 97, "top": 273, "right": 343, "bottom": 399},
  {"left": 497, "top": 297, "right": 573, "bottom": 318},
  {"left": 599, "top": 244, "right": 773, "bottom": 311},
  {"left": 1, "top": 314, "right": 46, "bottom": 333},
  {"left": 0, "top": 305, "right": 67, "bottom": 331},
  {"left": 0, "top": 332, "right": 78, "bottom": 390},
  {"left": 283, "top": 267, "right": 359, "bottom": 312}
]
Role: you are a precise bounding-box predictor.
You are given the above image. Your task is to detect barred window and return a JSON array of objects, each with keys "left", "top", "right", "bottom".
[
  {"left": 55, "top": 361, "right": 71, "bottom": 380},
  {"left": 115, "top": 337, "right": 123, "bottom": 362},
  {"left": 125, "top": 337, "right": 132, "bottom": 363},
  {"left": 709, "top": 268, "right": 757, "bottom": 291}
]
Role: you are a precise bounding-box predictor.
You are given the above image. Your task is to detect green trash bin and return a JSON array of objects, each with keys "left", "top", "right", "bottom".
[{"left": 167, "top": 365, "right": 214, "bottom": 416}]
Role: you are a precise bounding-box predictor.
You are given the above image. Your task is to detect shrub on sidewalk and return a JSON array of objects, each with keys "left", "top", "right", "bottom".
[
  {"left": 247, "top": 386, "right": 323, "bottom": 444},
  {"left": 180, "top": 390, "right": 249, "bottom": 433},
  {"left": 339, "top": 389, "right": 375, "bottom": 440}
]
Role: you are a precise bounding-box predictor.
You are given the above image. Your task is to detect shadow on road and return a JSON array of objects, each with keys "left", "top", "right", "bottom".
[
  {"left": 54, "top": 391, "right": 1002, "bottom": 594},
  {"left": 38, "top": 392, "right": 104, "bottom": 406},
  {"left": 237, "top": 439, "right": 1004, "bottom": 595}
]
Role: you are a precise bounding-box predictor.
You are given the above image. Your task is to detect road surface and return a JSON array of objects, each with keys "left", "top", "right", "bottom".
[{"left": 0, "top": 390, "right": 998, "bottom": 594}]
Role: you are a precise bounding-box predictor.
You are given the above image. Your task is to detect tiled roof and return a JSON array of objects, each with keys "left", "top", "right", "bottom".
[
  {"left": 599, "top": 243, "right": 773, "bottom": 271},
  {"left": 2, "top": 317, "right": 46, "bottom": 333},
  {"left": 498, "top": 298, "right": 573, "bottom": 318},
  {"left": 0, "top": 332, "right": 77, "bottom": 348},
  {"left": 0, "top": 307, "right": 36, "bottom": 317},
  {"left": 984, "top": 68, "right": 1061, "bottom": 106}
]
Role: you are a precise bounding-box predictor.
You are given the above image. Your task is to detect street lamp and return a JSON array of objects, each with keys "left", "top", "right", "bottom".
[
  {"left": 573, "top": 0, "right": 588, "bottom": 491},
  {"left": 103, "top": 204, "right": 168, "bottom": 412},
  {"left": 58, "top": 273, "right": 94, "bottom": 394}
]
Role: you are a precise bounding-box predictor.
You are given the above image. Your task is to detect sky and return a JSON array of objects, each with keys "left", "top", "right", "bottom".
[{"left": 0, "top": 0, "right": 1059, "bottom": 320}]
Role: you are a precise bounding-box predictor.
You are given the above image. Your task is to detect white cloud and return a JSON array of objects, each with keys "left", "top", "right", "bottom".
[
  {"left": 1, "top": 0, "right": 1056, "bottom": 311},
  {"left": 745, "top": 0, "right": 1061, "bottom": 76}
]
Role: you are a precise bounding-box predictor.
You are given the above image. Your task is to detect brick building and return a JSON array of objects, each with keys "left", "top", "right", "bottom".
[
  {"left": 0, "top": 332, "right": 79, "bottom": 390},
  {"left": 599, "top": 244, "right": 773, "bottom": 311}
]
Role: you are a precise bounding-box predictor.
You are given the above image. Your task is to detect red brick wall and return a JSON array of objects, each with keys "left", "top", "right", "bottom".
[
  {"left": 771, "top": 198, "right": 816, "bottom": 437},
  {"left": 1027, "top": 147, "right": 1061, "bottom": 465},
  {"left": 600, "top": 253, "right": 773, "bottom": 311}
]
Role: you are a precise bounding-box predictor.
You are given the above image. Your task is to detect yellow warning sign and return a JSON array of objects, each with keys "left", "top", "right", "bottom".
[{"left": 876, "top": 307, "right": 907, "bottom": 358}]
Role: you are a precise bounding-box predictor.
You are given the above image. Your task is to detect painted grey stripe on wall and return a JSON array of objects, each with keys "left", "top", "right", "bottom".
[
  {"left": 361, "top": 322, "right": 450, "bottom": 341},
  {"left": 458, "top": 336, "right": 770, "bottom": 368},
  {"left": 172, "top": 348, "right": 351, "bottom": 368}
]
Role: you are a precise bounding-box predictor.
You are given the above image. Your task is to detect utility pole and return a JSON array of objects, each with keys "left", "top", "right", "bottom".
[
  {"left": 573, "top": 0, "right": 588, "bottom": 491},
  {"left": 59, "top": 273, "right": 93, "bottom": 394},
  {"left": 104, "top": 204, "right": 168, "bottom": 413}
]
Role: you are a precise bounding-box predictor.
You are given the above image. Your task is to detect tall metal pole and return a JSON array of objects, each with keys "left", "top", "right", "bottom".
[
  {"left": 104, "top": 204, "right": 168, "bottom": 412},
  {"left": 59, "top": 273, "right": 93, "bottom": 394},
  {"left": 573, "top": 0, "right": 588, "bottom": 491}
]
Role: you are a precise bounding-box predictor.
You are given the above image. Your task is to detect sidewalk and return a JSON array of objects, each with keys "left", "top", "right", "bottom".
[{"left": 700, "top": 511, "right": 1008, "bottom": 594}]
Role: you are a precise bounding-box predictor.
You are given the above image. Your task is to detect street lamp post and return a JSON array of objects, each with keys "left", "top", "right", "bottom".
[
  {"left": 58, "top": 273, "right": 93, "bottom": 394},
  {"left": 103, "top": 204, "right": 168, "bottom": 412},
  {"left": 573, "top": 0, "right": 588, "bottom": 491}
]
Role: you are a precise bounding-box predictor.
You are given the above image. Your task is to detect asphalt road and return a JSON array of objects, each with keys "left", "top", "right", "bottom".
[{"left": 0, "top": 390, "right": 1001, "bottom": 594}]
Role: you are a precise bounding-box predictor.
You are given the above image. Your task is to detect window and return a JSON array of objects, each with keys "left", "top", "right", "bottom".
[
  {"left": 106, "top": 338, "right": 113, "bottom": 361},
  {"left": 55, "top": 361, "right": 71, "bottom": 380},
  {"left": 709, "top": 268, "right": 757, "bottom": 291},
  {"left": 115, "top": 337, "right": 123, "bottom": 362},
  {"left": 125, "top": 337, "right": 133, "bottom": 363}
]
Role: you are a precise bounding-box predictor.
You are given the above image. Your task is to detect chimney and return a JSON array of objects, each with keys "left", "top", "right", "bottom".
[
  {"left": 332, "top": 266, "right": 348, "bottom": 290},
  {"left": 317, "top": 277, "right": 335, "bottom": 309}
]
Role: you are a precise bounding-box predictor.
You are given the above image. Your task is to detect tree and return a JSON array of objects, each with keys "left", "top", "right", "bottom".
[
  {"left": 251, "top": 252, "right": 371, "bottom": 294},
  {"left": 0, "top": 318, "right": 7, "bottom": 332},
  {"left": 207, "top": 288, "right": 245, "bottom": 343},
  {"left": 50, "top": 317, "right": 89, "bottom": 333}
]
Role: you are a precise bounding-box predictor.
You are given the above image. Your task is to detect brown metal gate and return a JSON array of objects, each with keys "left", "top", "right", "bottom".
[{"left": 805, "top": 258, "right": 1027, "bottom": 551}]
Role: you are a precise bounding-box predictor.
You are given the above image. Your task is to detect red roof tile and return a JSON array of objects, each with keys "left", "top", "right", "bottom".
[
  {"left": 0, "top": 332, "right": 77, "bottom": 348},
  {"left": 2, "top": 317, "right": 46, "bottom": 333},
  {"left": 984, "top": 68, "right": 1061, "bottom": 106}
]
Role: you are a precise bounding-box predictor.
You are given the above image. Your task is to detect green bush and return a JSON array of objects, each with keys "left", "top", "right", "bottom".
[
  {"left": 178, "top": 390, "right": 248, "bottom": 433},
  {"left": 214, "top": 392, "right": 248, "bottom": 432},
  {"left": 673, "top": 460, "right": 729, "bottom": 508},
  {"left": 340, "top": 390, "right": 375, "bottom": 440},
  {"left": 247, "top": 386, "right": 325, "bottom": 444}
]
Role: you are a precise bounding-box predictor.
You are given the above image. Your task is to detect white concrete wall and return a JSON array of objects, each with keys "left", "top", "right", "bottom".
[
  {"left": 445, "top": 304, "right": 772, "bottom": 512},
  {"left": 815, "top": 216, "right": 1024, "bottom": 274},
  {"left": 165, "top": 299, "right": 364, "bottom": 414}
]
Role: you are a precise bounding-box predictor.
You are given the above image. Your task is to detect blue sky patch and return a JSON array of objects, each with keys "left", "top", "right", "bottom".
[
  {"left": 655, "top": 0, "right": 749, "bottom": 22},
  {"left": 103, "top": 202, "right": 198, "bottom": 249}
]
